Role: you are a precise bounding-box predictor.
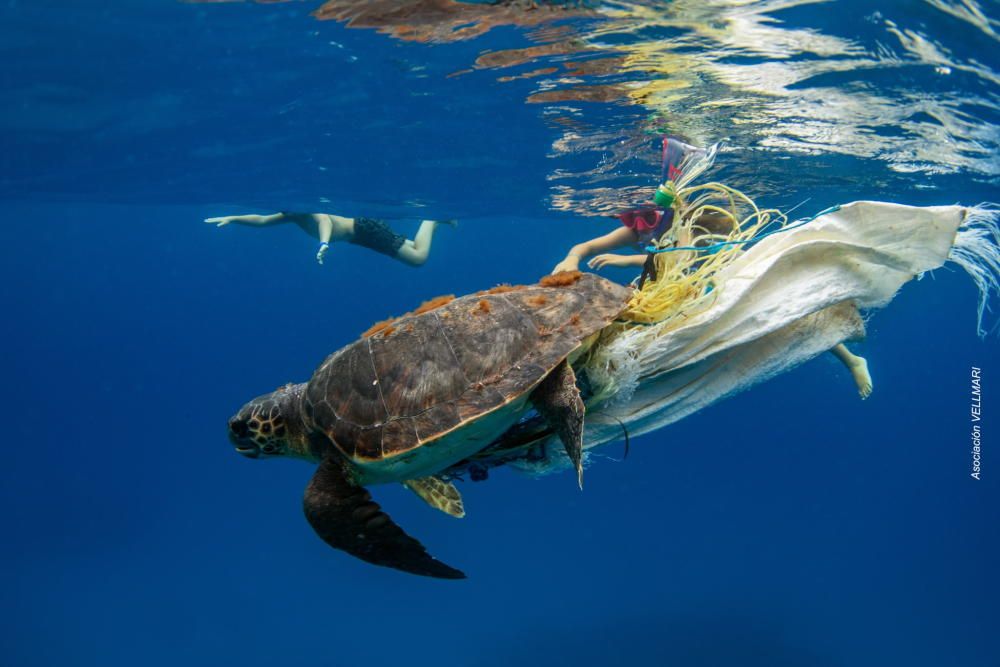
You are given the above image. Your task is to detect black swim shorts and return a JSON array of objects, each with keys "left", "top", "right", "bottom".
[{"left": 349, "top": 217, "right": 406, "bottom": 257}]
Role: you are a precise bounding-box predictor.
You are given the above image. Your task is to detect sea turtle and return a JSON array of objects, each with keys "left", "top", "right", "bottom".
[{"left": 227, "top": 271, "right": 631, "bottom": 578}]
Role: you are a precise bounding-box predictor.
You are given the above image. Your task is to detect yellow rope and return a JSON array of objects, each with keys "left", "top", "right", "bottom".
[{"left": 620, "top": 182, "right": 787, "bottom": 328}]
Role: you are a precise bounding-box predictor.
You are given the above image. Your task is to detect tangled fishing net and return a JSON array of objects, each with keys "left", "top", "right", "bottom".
[
  {"left": 507, "top": 146, "right": 1000, "bottom": 476},
  {"left": 583, "top": 143, "right": 795, "bottom": 402},
  {"left": 444, "top": 139, "right": 1000, "bottom": 479}
]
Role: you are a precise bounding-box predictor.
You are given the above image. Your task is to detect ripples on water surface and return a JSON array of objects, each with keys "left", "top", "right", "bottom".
[
  {"left": 314, "top": 0, "right": 999, "bottom": 212},
  {"left": 3, "top": 0, "right": 997, "bottom": 216}
]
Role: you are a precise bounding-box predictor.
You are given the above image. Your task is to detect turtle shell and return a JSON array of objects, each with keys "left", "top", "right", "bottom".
[{"left": 302, "top": 272, "right": 631, "bottom": 465}]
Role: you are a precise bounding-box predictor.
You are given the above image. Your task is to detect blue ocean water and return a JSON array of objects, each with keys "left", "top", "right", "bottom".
[{"left": 1, "top": 1, "right": 998, "bottom": 666}]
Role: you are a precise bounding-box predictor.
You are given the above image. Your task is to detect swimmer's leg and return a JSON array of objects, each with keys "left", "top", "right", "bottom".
[
  {"left": 830, "top": 343, "right": 873, "bottom": 399},
  {"left": 395, "top": 219, "right": 455, "bottom": 266}
]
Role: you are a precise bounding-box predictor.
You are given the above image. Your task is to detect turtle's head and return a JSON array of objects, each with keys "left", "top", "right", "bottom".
[{"left": 228, "top": 383, "right": 309, "bottom": 459}]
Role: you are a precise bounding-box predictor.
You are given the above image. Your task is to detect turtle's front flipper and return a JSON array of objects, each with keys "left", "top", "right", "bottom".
[
  {"left": 530, "top": 359, "right": 585, "bottom": 489},
  {"left": 404, "top": 476, "right": 466, "bottom": 518},
  {"left": 303, "top": 457, "right": 466, "bottom": 579}
]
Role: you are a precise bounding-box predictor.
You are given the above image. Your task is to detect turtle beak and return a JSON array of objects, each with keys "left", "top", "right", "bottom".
[
  {"left": 229, "top": 429, "right": 261, "bottom": 459},
  {"left": 235, "top": 445, "right": 260, "bottom": 459}
]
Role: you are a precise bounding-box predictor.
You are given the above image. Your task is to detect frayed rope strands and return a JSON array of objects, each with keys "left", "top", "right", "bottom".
[
  {"left": 948, "top": 204, "right": 1000, "bottom": 338},
  {"left": 622, "top": 181, "right": 808, "bottom": 326}
]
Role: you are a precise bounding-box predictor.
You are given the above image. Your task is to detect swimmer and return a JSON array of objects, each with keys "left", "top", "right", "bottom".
[
  {"left": 552, "top": 210, "right": 874, "bottom": 399},
  {"left": 551, "top": 207, "right": 733, "bottom": 281},
  {"left": 205, "top": 212, "right": 455, "bottom": 266}
]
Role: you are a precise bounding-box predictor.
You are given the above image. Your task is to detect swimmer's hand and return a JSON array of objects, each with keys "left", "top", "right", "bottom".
[
  {"left": 316, "top": 242, "right": 330, "bottom": 265},
  {"left": 205, "top": 215, "right": 237, "bottom": 227},
  {"left": 587, "top": 254, "right": 637, "bottom": 270},
  {"left": 551, "top": 254, "right": 581, "bottom": 274}
]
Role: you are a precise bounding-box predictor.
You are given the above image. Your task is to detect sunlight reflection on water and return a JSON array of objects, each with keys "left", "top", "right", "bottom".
[{"left": 310, "top": 0, "right": 999, "bottom": 213}]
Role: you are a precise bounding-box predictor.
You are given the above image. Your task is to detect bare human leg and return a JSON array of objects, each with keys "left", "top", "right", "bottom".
[
  {"left": 395, "top": 219, "right": 456, "bottom": 266},
  {"left": 830, "top": 343, "right": 873, "bottom": 399}
]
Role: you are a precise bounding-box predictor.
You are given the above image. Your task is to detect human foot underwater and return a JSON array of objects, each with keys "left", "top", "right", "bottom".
[{"left": 205, "top": 211, "right": 456, "bottom": 266}]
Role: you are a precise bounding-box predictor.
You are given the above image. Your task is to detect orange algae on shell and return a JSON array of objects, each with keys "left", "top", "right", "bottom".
[
  {"left": 413, "top": 294, "right": 455, "bottom": 315},
  {"left": 527, "top": 294, "right": 549, "bottom": 307},
  {"left": 361, "top": 274, "right": 579, "bottom": 340},
  {"left": 479, "top": 284, "right": 525, "bottom": 295},
  {"left": 362, "top": 317, "right": 397, "bottom": 338},
  {"left": 362, "top": 294, "right": 455, "bottom": 337},
  {"left": 539, "top": 270, "right": 583, "bottom": 287}
]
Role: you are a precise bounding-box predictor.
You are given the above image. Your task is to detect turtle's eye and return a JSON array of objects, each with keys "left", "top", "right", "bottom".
[{"left": 230, "top": 419, "right": 249, "bottom": 438}]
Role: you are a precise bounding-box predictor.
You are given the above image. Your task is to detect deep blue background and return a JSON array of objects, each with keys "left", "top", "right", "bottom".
[{"left": 1, "top": 2, "right": 998, "bottom": 666}]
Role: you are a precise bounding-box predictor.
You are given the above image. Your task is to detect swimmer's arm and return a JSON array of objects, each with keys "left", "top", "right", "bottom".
[
  {"left": 204, "top": 212, "right": 290, "bottom": 227},
  {"left": 587, "top": 254, "right": 647, "bottom": 270},
  {"left": 315, "top": 214, "right": 333, "bottom": 243},
  {"left": 552, "top": 227, "right": 637, "bottom": 273}
]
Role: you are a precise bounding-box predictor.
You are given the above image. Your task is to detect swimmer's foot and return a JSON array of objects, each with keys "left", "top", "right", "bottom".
[{"left": 847, "top": 355, "right": 873, "bottom": 399}]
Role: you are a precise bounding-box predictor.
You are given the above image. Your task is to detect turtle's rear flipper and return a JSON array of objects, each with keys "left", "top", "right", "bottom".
[
  {"left": 530, "top": 359, "right": 585, "bottom": 489},
  {"left": 304, "top": 457, "right": 466, "bottom": 579},
  {"left": 404, "top": 476, "right": 466, "bottom": 518}
]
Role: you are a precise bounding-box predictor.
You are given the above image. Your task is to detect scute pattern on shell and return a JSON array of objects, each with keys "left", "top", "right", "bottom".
[{"left": 303, "top": 273, "right": 631, "bottom": 462}]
